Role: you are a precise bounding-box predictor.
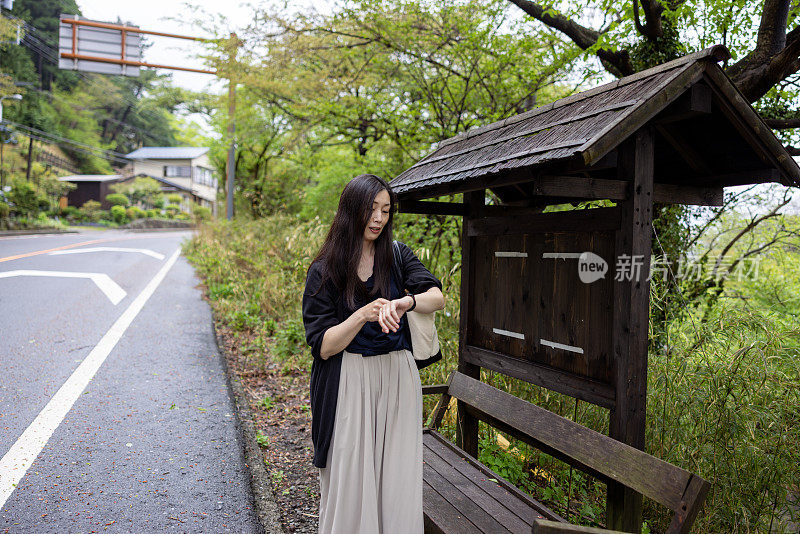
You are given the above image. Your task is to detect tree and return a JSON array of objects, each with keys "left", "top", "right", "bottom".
[
  {"left": 196, "top": 0, "right": 582, "bottom": 216},
  {"left": 110, "top": 176, "right": 162, "bottom": 208},
  {"left": 505, "top": 0, "right": 800, "bottom": 150},
  {"left": 8, "top": 0, "right": 81, "bottom": 90}
]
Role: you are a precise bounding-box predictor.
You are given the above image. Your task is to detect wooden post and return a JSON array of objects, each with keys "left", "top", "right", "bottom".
[
  {"left": 456, "top": 189, "right": 484, "bottom": 457},
  {"left": 26, "top": 137, "right": 33, "bottom": 181},
  {"left": 607, "top": 128, "right": 654, "bottom": 533}
]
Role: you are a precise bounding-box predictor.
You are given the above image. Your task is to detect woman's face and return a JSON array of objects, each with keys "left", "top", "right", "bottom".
[{"left": 363, "top": 188, "right": 391, "bottom": 243}]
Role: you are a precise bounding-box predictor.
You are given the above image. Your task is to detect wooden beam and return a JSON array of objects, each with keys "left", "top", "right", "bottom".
[
  {"left": 449, "top": 372, "right": 700, "bottom": 510},
  {"left": 489, "top": 175, "right": 722, "bottom": 206},
  {"left": 534, "top": 175, "right": 628, "bottom": 200},
  {"left": 462, "top": 345, "right": 616, "bottom": 409},
  {"left": 467, "top": 207, "right": 622, "bottom": 236},
  {"left": 654, "top": 123, "right": 713, "bottom": 175},
  {"left": 421, "top": 384, "right": 449, "bottom": 395},
  {"left": 397, "top": 200, "right": 465, "bottom": 216},
  {"left": 562, "top": 150, "right": 618, "bottom": 173},
  {"left": 702, "top": 65, "right": 800, "bottom": 187},
  {"left": 395, "top": 166, "right": 537, "bottom": 202},
  {"left": 700, "top": 169, "right": 780, "bottom": 186},
  {"left": 654, "top": 183, "right": 722, "bottom": 206},
  {"left": 456, "top": 190, "right": 483, "bottom": 458},
  {"left": 653, "top": 83, "right": 713, "bottom": 125},
  {"left": 607, "top": 129, "right": 654, "bottom": 533},
  {"left": 478, "top": 204, "right": 545, "bottom": 217},
  {"left": 533, "top": 519, "right": 629, "bottom": 534}
]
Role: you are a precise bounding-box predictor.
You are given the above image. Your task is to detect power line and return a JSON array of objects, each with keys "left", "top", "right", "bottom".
[
  {"left": 4, "top": 120, "right": 130, "bottom": 165},
  {"left": 22, "top": 84, "right": 163, "bottom": 139}
]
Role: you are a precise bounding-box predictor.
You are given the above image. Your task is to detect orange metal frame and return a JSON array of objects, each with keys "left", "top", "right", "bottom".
[{"left": 60, "top": 17, "right": 217, "bottom": 75}]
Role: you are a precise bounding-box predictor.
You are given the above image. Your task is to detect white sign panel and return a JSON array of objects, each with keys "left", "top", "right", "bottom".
[{"left": 58, "top": 15, "right": 142, "bottom": 77}]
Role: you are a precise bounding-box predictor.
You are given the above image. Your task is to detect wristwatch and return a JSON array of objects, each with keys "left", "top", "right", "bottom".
[{"left": 407, "top": 292, "right": 416, "bottom": 312}]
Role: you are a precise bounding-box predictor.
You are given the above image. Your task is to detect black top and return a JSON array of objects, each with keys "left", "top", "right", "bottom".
[
  {"left": 345, "top": 271, "right": 411, "bottom": 356},
  {"left": 302, "top": 240, "right": 442, "bottom": 468}
]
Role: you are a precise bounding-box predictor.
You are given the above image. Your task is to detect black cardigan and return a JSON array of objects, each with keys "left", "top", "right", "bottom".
[{"left": 301, "top": 240, "right": 443, "bottom": 468}]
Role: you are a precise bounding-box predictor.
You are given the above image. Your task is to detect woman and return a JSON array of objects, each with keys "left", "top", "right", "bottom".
[{"left": 302, "top": 174, "right": 445, "bottom": 533}]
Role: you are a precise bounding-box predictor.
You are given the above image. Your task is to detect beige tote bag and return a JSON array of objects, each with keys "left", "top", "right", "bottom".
[{"left": 406, "top": 308, "right": 440, "bottom": 362}]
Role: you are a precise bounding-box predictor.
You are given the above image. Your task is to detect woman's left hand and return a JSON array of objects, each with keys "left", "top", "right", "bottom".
[{"left": 378, "top": 296, "right": 414, "bottom": 333}]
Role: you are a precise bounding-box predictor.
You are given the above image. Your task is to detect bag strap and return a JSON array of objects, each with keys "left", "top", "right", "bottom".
[{"left": 392, "top": 240, "right": 405, "bottom": 289}]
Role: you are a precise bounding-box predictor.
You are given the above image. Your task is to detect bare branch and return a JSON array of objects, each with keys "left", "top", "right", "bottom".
[
  {"left": 711, "top": 196, "right": 790, "bottom": 279},
  {"left": 728, "top": 1, "right": 800, "bottom": 102},
  {"left": 506, "top": 0, "right": 633, "bottom": 77}
]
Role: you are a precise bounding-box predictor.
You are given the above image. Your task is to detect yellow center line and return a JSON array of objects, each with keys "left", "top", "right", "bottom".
[{"left": 0, "top": 235, "right": 152, "bottom": 264}]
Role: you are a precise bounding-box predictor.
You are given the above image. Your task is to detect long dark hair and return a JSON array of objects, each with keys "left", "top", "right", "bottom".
[{"left": 310, "top": 174, "right": 397, "bottom": 309}]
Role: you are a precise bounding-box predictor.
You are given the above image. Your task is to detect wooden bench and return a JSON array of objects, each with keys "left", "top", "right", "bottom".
[{"left": 421, "top": 371, "right": 710, "bottom": 534}]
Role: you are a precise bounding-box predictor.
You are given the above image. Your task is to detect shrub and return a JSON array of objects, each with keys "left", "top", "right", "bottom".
[
  {"left": 126, "top": 206, "right": 146, "bottom": 219},
  {"left": 7, "top": 180, "right": 41, "bottom": 217},
  {"left": 81, "top": 200, "right": 102, "bottom": 222},
  {"left": 166, "top": 193, "right": 183, "bottom": 205},
  {"left": 145, "top": 209, "right": 157, "bottom": 218},
  {"left": 192, "top": 205, "right": 212, "bottom": 221},
  {"left": 105, "top": 193, "right": 130, "bottom": 207},
  {"left": 0, "top": 201, "right": 9, "bottom": 218},
  {"left": 164, "top": 203, "right": 180, "bottom": 219},
  {"left": 110, "top": 205, "right": 127, "bottom": 223}
]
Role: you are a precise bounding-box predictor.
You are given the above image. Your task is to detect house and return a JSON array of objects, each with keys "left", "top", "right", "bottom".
[
  {"left": 58, "top": 174, "right": 124, "bottom": 209},
  {"left": 125, "top": 147, "right": 218, "bottom": 213}
]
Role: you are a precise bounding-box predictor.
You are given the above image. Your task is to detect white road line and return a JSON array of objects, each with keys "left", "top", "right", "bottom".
[
  {"left": 0, "top": 248, "right": 180, "bottom": 509},
  {"left": 493, "top": 328, "right": 525, "bottom": 340},
  {"left": 495, "top": 251, "right": 528, "bottom": 258},
  {"left": 49, "top": 247, "right": 165, "bottom": 260},
  {"left": 0, "top": 270, "right": 127, "bottom": 305},
  {"left": 540, "top": 338, "right": 584, "bottom": 354},
  {"left": 0, "top": 234, "right": 74, "bottom": 240}
]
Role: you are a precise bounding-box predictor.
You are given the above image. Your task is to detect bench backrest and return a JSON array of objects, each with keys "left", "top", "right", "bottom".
[{"left": 445, "top": 371, "right": 709, "bottom": 534}]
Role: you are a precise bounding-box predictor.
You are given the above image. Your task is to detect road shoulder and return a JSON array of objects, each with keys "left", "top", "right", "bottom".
[{"left": 211, "top": 312, "right": 285, "bottom": 534}]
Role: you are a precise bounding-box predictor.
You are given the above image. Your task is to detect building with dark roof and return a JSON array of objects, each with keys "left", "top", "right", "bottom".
[{"left": 125, "top": 146, "right": 218, "bottom": 213}]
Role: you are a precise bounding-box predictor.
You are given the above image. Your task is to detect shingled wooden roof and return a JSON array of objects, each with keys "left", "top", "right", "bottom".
[{"left": 391, "top": 45, "right": 800, "bottom": 202}]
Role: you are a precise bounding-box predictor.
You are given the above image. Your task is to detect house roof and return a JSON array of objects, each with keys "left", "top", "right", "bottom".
[
  {"left": 125, "top": 147, "right": 209, "bottom": 160},
  {"left": 58, "top": 174, "right": 123, "bottom": 183},
  {"left": 391, "top": 45, "right": 800, "bottom": 201},
  {"left": 135, "top": 173, "right": 193, "bottom": 193}
]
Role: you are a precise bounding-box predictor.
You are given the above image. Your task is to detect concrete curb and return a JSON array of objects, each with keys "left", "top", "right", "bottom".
[
  {"left": 0, "top": 228, "right": 78, "bottom": 236},
  {"left": 210, "top": 312, "right": 285, "bottom": 534},
  {"left": 126, "top": 227, "right": 197, "bottom": 233}
]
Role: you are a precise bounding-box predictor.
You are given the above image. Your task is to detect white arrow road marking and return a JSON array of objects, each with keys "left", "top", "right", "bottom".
[
  {"left": 49, "top": 247, "right": 165, "bottom": 260},
  {"left": 0, "top": 248, "right": 181, "bottom": 509},
  {"left": 0, "top": 270, "right": 127, "bottom": 305}
]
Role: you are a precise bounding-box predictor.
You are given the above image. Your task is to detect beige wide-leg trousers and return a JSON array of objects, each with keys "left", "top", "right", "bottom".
[{"left": 318, "top": 348, "right": 423, "bottom": 534}]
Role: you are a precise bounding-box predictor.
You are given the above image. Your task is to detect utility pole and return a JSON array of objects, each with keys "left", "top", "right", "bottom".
[
  {"left": 225, "top": 32, "right": 237, "bottom": 221},
  {"left": 25, "top": 137, "right": 33, "bottom": 181},
  {"left": 0, "top": 94, "right": 22, "bottom": 189}
]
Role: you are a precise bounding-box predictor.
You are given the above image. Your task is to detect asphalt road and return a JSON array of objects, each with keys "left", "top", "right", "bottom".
[{"left": 0, "top": 229, "right": 262, "bottom": 533}]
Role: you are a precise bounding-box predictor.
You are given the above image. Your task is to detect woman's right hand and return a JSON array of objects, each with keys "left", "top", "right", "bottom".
[{"left": 360, "top": 298, "right": 393, "bottom": 333}]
